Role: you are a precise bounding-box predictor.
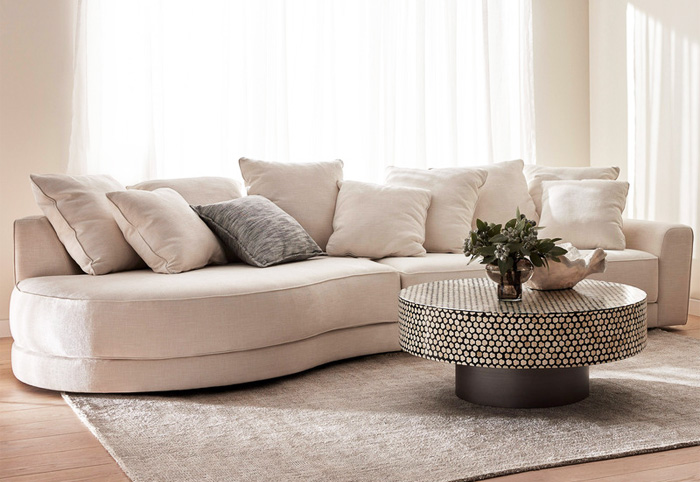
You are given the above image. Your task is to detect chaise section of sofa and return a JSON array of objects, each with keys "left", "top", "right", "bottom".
[{"left": 11, "top": 216, "right": 401, "bottom": 392}]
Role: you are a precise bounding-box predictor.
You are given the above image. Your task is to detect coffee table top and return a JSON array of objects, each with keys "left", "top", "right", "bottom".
[
  {"left": 400, "top": 278, "right": 646, "bottom": 315},
  {"left": 398, "top": 278, "right": 647, "bottom": 369}
]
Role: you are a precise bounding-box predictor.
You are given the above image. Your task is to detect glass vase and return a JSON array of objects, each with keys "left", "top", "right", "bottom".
[{"left": 485, "top": 259, "right": 534, "bottom": 301}]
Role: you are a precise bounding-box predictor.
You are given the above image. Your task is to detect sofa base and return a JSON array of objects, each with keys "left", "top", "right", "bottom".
[
  {"left": 11, "top": 322, "right": 400, "bottom": 393},
  {"left": 646, "top": 303, "right": 659, "bottom": 327}
]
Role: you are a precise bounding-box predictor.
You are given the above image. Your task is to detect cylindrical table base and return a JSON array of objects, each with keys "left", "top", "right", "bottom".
[{"left": 455, "top": 365, "right": 589, "bottom": 408}]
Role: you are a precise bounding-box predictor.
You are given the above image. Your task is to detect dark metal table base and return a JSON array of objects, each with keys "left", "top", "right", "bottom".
[{"left": 455, "top": 365, "right": 590, "bottom": 408}]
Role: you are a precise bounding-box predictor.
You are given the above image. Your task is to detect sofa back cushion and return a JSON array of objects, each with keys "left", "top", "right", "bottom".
[
  {"left": 128, "top": 177, "right": 244, "bottom": 205},
  {"left": 193, "top": 196, "right": 323, "bottom": 267},
  {"left": 239, "top": 158, "right": 343, "bottom": 250},
  {"left": 472, "top": 159, "right": 538, "bottom": 226},
  {"left": 537, "top": 180, "right": 629, "bottom": 250},
  {"left": 106, "top": 188, "right": 227, "bottom": 274},
  {"left": 385, "top": 166, "right": 487, "bottom": 253},
  {"left": 524, "top": 165, "right": 621, "bottom": 215},
  {"left": 326, "top": 181, "right": 431, "bottom": 258},
  {"left": 30, "top": 174, "right": 144, "bottom": 275}
]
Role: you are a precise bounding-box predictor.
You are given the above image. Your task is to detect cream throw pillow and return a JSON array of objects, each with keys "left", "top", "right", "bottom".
[
  {"left": 326, "top": 181, "right": 431, "bottom": 258},
  {"left": 472, "top": 159, "right": 538, "bottom": 226},
  {"left": 239, "top": 157, "right": 344, "bottom": 250},
  {"left": 30, "top": 174, "right": 144, "bottom": 275},
  {"left": 129, "top": 177, "right": 244, "bottom": 205},
  {"left": 524, "top": 165, "right": 620, "bottom": 215},
  {"left": 106, "top": 188, "right": 227, "bottom": 274},
  {"left": 537, "top": 180, "right": 629, "bottom": 250},
  {"left": 385, "top": 167, "right": 487, "bottom": 253}
]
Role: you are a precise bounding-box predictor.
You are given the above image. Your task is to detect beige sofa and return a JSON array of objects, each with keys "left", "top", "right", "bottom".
[{"left": 10, "top": 215, "right": 693, "bottom": 393}]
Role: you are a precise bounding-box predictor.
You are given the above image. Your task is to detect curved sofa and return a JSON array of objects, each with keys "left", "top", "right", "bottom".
[{"left": 10, "top": 215, "right": 694, "bottom": 393}]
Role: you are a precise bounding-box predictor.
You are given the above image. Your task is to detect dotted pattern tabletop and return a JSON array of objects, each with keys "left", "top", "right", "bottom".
[{"left": 398, "top": 278, "right": 647, "bottom": 369}]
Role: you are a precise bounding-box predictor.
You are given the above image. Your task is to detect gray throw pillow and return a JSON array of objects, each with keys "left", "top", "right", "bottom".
[{"left": 192, "top": 195, "right": 324, "bottom": 267}]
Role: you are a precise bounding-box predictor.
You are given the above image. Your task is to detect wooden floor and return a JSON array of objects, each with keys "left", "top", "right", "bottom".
[{"left": 1, "top": 317, "right": 700, "bottom": 481}]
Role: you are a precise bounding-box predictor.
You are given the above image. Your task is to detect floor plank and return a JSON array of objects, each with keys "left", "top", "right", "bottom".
[
  {"left": 493, "top": 446, "right": 700, "bottom": 481},
  {"left": 0, "top": 384, "right": 67, "bottom": 406},
  {"left": 0, "top": 463, "right": 127, "bottom": 482},
  {"left": 0, "top": 401, "right": 55, "bottom": 414},
  {"left": 0, "top": 417, "right": 88, "bottom": 443},
  {"left": 0, "top": 432, "right": 104, "bottom": 460},
  {"left": 589, "top": 461, "right": 700, "bottom": 482},
  {"left": 0, "top": 405, "right": 76, "bottom": 427},
  {"left": 0, "top": 447, "right": 120, "bottom": 479},
  {"left": 0, "top": 315, "right": 698, "bottom": 482}
]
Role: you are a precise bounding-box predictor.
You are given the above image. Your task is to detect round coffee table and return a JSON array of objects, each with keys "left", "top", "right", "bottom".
[{"left": 398, "top": 278, "right": 647, "bottom": 408}]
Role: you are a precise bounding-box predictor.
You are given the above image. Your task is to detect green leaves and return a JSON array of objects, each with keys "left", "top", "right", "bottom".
[
  {"left": 549, "top": 246, "right": 568, "bottom": 257},
  {"left": 529, "top": 252, "right": 543, "bottom": 267},
  {"left": 463, "top": 210, "right": 568, "bottom": 270},
  {"left": 480, "top": 245, "right": 497, "bottom": 254}
]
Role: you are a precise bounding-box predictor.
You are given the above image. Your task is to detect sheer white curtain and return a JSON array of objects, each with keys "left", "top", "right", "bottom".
[
  {"left": 626, "top": 2, "right": 700, "bottom": 243},
  {"left": 69, "top": 0, "right": 535, "bottom": 185}
]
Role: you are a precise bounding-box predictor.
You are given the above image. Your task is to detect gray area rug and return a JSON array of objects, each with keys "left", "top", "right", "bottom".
[{"left": 64, "top": 330, "right": 700, "bottom": 482}]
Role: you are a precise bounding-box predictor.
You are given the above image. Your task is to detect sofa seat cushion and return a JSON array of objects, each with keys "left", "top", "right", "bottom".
[
  {"left": 375, "top": 249, "right": 658, "bottom": 302},
  {"left": 375, "top": 253, "right": 484, "bottom": 287},
  {"left": 10, "top": 257, "right": 400, "bottom": 360}
]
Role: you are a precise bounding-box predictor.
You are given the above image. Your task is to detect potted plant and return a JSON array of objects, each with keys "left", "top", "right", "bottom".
[{"left": 463, "top": 210, "right": 568, "bottom": 301}]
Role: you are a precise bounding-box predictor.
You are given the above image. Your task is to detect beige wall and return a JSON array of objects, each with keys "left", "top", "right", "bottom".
[
  {"left": 589, "top": 0, "right": 628, "bottom": 180},
  {"left": 0, "top": 0, "right": 76, "bottom": 326},
  {"left": 532, "top": 0, "right": 590, "bottom": 167}
]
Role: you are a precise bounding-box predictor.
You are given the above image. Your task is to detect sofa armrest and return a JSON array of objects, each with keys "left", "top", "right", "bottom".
[
  {"left": 623, "top": 218, "right": 694, "bottom": 326},
  {"left": 14, "top": 216, "right": 82, "bottom": 284}
]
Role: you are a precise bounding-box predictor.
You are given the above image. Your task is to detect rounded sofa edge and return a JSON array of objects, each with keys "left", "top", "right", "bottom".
[{"left": 11, "top": 322, "right": 400, "bottom": 393}]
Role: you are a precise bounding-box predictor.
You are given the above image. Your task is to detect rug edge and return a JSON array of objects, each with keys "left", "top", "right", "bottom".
[{"left": 62, "top": 392, "right": 136, "bottom": 482}]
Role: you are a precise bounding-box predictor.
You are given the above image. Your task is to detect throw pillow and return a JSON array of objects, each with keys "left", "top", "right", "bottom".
[
  {"left": 30, "top": 173, "right": 144, "bottom": 275},
  {"left": 326, "top": 181, "right": 431, "bottom": 258},
  {"left": 238, "top": 157, "right": 343, "bottom": 250},
  {"left": 106, "top": 188, "right": 227, "bottom": 274},
  {"left": 524, "top": 165, "right": 620, "bottom": 215},
  {"left": 192, "top": 195, "right": 324, "bottom": 268},
  {"left": 537, "top": 180, "right": 629, "bottom": 250},
  {"left": 385, "top": 166, "right": 488, "bottom": 253},
  {"left": 128, "top": 177, "right": 245, "bottom": 205},
  {"left": 472, "top": 159, "right": 538, "bottom": 226}
]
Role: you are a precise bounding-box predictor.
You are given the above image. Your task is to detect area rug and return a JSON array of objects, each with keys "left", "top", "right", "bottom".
[{"left": 64, "top": 330, "right": 700, "bottom": 482}]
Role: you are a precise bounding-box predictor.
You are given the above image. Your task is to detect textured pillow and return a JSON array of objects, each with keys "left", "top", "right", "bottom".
[
  {"left": 128, "top": 177, "right": 244, "bottom": 205},
  {"left": 385, "top": 167, "right": 487, "bottom": 253},
  {"left": 106, "top": 188, "right": 227, "bottom": 274},
  {"left": 537, "top": 180, "right": 629, "bottom": 250},
  {"left": 30, "top": 173, "right": 144, "bottom": 275},
  {"left": 239, "top": 157, "right": 343, "bottom": 250},
  {"left": 524, "top": 165, "right": 620, "bottom": 215},
  {"left": 326, "top": 181, "right": 431, "bottom": 258},
  {"left": 192, "top": 195, "right": 323, "bottom": 268},
  {"left": 472, "top": 159, "right": 538, "bottom": 226}
]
